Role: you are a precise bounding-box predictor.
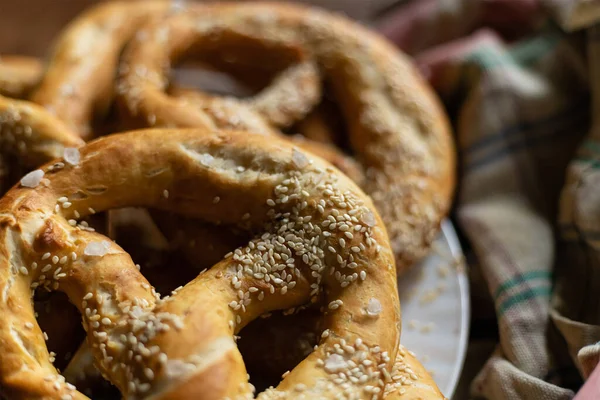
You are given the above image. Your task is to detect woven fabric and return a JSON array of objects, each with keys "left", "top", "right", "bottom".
[{"left": 376, "top": 0, "right": 600, "bottom": 398}]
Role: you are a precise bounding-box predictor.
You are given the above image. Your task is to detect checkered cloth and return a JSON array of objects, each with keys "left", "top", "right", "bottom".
[{"left": 375, "top": 0, "right": 600, "bottom": 398}]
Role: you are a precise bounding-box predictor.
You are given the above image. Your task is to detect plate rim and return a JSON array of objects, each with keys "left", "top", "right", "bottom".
[{"left": 440, "top": 219, "right": 471, "bottom": 398}]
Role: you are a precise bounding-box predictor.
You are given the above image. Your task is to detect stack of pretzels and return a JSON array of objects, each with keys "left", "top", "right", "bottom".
[{"left": 0, "top": 1, "right": 455, "bottom": 399}]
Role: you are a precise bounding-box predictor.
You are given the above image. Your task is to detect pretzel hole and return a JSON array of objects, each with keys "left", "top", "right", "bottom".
[
  {"left": 237, "top": 307, "right": 322, "bottom": 392},
  {"left": 0, "top": 152, "right": 29, "bottom": 194},
  {"left": 33, "top": 291, "right": 84, "bottom": 371},
  {"left": 171, "top": 62, "right": 254, "bottom": 99},
  {"left": 179, "top": 31, "right": 310, "bottom": 95},
  {"left": 288, "top": 90, "right": 352, "bottom": 151}
]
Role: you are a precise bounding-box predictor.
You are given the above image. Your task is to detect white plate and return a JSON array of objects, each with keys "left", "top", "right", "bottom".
[{"left": 397, "top": 220, "right": 470, "bottom": 399}]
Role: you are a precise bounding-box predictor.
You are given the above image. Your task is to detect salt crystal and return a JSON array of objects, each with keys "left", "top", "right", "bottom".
[
  {"left": 361, "top": 211, "right": 376, "bottom": 227},
  {"left": 291, "top": 148, "right": 309, "bottom": 169},
  {"left": 366, "top": 298, "right": 382, "bottom": 316},
  {"left": 324, "top": 354, "right": 347, "bottom": 373},
  {"left": 63, "top": 148, "right": 80, "bottom": 166},
  {"left": 20, "top": 169, "right": 44, "bottom": 188},
  {"left": 83, "top": 241, "right": 112, "bottom": 257},
  {"left": 198, "top": 153, "right": 214, "bottom": 167},
  {"left": 170, "top": 0, "right": 186, "bottom": 13}
]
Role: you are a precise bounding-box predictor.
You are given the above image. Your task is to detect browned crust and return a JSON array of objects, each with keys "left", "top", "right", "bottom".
[{"left": 0, "top": 128, "right": 401, "bottom": 399}]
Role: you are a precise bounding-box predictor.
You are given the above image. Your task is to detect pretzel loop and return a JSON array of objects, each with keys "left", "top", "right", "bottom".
[
  {"left": 118, "top": 3, "right": 455, "bottom": 273},
  {"left": 0, "top": 128, "right": 399, "bottom": 399}
]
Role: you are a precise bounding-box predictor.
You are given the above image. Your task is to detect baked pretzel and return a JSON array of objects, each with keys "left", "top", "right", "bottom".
[
  {"left": 0, "top": 56, "right": 43, "bottom": 99},
  {"left": 0, "top": 127, "right": 407, "bottom": 399},
  {"left": 117, "top": 2, "right": 456, "bottom": 274}
]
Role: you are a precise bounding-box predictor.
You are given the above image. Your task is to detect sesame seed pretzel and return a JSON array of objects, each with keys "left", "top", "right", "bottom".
[
  {"left": 117, "top": 2, "right": 456, "bottom": 274},
  {"left": 0, "top": 127, "right": 406, "bottom": 399}
]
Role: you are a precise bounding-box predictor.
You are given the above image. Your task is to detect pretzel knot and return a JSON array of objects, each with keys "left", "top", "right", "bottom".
[
  {"left": 116, "top": 2, "right": 455, "bottom": 273},
  {"left": 0, "top": 128, "right": 406, "bottom": 399}
]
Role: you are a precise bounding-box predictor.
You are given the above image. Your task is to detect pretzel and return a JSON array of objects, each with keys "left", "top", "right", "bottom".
[
  {"left": 0, "top": 127, "right": 409, "bottom": 399},
  {"left": 117, "top": 2, "right": 456, "bottom": 274},
  {"left": 0, "top": 56, "right": 43, "bottom": 99}
]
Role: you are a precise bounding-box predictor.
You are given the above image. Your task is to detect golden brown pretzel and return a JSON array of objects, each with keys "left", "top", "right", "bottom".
[
  {"left": 0, "top": 56, "right": 43, "bottom": 99},
  {"left": 0, "top": 128, "right": 404, "bottom": 399},
  {"left": 117, "top": 2, "right": 455, "bottom": 274}
]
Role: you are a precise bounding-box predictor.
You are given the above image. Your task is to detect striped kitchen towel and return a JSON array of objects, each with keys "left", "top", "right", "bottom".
[{"left": 377, "top": 0, "right": 600, "bottom": 398}]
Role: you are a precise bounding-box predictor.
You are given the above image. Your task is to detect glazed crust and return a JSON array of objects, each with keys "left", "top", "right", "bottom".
[
  {"left": 117, "top": 2, "right": 456, "bottom": 274},
  {"left": 0, "top": 128, "right": 402, "bottom": 399}
]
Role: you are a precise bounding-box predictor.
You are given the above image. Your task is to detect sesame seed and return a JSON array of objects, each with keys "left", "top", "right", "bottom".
[
  {"left": 144, "top": 368, "right": 154, "bottom": 380},
  {"left": 52, "top": 256, "right": 59, "bottom": 264},
  {"left": 42, "top": 253, "right": 51, "bottom": 260},
  {"left": 62, "top": 202, "right": 72, "bottom": 209},
  {"left": 163, "top": 190, "right": 169, "bottom": 199}
]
